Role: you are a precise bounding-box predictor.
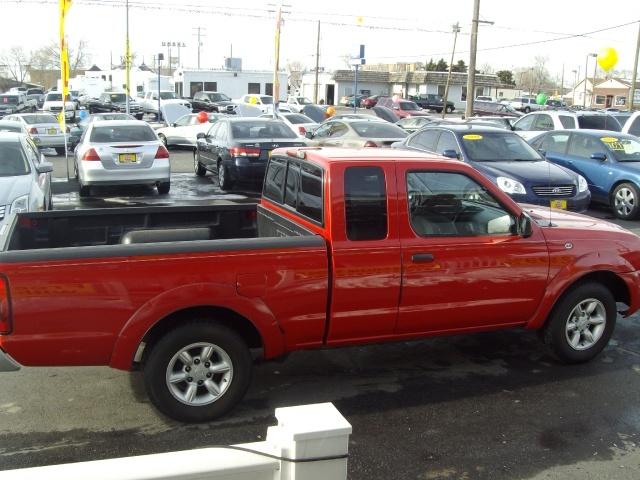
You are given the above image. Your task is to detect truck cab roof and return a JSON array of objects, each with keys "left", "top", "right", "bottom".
[{"left": 280, "top": 146, "right": 457, "bottom": 167}]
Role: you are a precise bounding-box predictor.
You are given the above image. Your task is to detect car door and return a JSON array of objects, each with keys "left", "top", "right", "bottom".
[
  {"left": 198, "top": 121, "right": 220, "bottom": 166},
  {"left": 396, "top": 165, "right": 549, "bottom": 334},
  {"left": 564, "top": 132, "right": 611, "bottom": 201}
]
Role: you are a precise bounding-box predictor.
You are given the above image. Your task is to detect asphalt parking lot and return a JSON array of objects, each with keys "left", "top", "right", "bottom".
[{"left": 2, "top": 148, "right": 640, "bottom": 479}]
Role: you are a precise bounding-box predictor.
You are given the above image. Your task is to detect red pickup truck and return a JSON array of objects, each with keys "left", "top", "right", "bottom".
[{"left": 1, "top": 148, "right": 640, "bottom": 422}]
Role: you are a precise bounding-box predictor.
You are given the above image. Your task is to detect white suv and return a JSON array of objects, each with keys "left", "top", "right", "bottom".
[
  {"left": 513, "top": 110, "right": 623, "bottom": 141},
  {"left": 506, "top": 97, "right": 542, "bottom": 113},
  {"left": 622, "top": 111, "right": 640, "bottom": 137}
]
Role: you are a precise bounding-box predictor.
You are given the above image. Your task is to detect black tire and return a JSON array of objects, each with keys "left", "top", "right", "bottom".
[
  {"left": 135, "top": 114, "right": 144, "bottom": 120},
  {"left": 446, "top": 105, "right": 454, "bottom": 113},
  {"left": 143, "top": 321, "right": 252, "bottom": 423},
  {"left": 194, "top": 151, "right": 207, "bottom": 177},
  {"left": 157, "top": 182, "right": 170, "bottom": 194},
  {"left": 217, "top": 160, "right": 233, "bottom": 191},
  {"left": 158, "top": 133, "right": 168, "bottom": 147},
  {"left": 611, "top": 182, "right": 640, "bottom": 220},
  {"left": 543, "top": 282, "right": 616, "bottom": 364},
  {"left": 524, "top": 107, "right": 531, "bottom": 113},
  {"left": 55, "top": 147, "right": 66, "bottom": 156},
  {"left": 435, "top": 108, "right": 442, "bottom": 113},
  {"left": 79, "top": 184, "right": 91, "bottom": 197}
]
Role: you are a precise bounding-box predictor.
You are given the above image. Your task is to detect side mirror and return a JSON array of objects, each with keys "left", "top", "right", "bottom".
[
  {"left": 590, "top": 152, "right": 607, "bottom": 162},
  {"left": 196, "top": 132, "right": 206, "bottom": 139},
  {"left": 36, "top": 162, "right": 54, "bottom": 174},
  {"left": 442, "top": 149, "right": 460, "bottom": 159},
  {"left": 305, "top": 131, "right": 314, "bottom": 139},
  {"left": 518, "top": 213, "right": 533, "bottom": 238}
]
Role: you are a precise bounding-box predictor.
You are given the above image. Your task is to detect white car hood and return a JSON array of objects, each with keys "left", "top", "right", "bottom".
[
  {"left": 161, "top": 104, "right": 192, "bottom": 124},
  {"left": 0, "top": 175, "right": 31, "bottom": 207},
  {"left": 44, "top": 101, "right": 75, "bottom": 109}
]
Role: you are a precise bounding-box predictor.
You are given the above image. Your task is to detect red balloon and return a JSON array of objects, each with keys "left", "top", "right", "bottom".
[{"left": 196, "top": 111, "right": 209, "bottom": 123}]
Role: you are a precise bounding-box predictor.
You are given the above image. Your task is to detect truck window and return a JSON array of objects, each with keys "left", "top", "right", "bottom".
[
  {"left": 284, "top": 162, "right": 300, "bottom": 208},
  {"left": 298, "top": 163, "right": 323, "bottom": 223},
  {"left": 407, "top": 171, "right": 514, "bottom": 236},
  {"left": 345, "top": 166, "right": 387, "bottom": 241},
  {"left": 263, "top": 157, "right": 286, "bottom": 203}
]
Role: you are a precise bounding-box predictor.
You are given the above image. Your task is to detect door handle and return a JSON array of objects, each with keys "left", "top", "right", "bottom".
[{"left": 411, "top": 253, "right": 435, "bottom": 263}]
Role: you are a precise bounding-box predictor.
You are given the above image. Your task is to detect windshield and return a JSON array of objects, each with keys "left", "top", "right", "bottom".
[
  {"left": 260, "top": 96, "right": 273, "bottom": 104},
  {"left": 22, "top": 114, "right": 58, "bottom": 124},
  {"left": 0, "top": 96, "right": 19, "bottom": 105},
  {"left": 0, "top": 142, "right": 30, "bottom": 176},
  {"left": 461, "top": 132, "right": 541, "bottom": 162},
  {"left": 159, "top": 92, "right": 177, "bottom": 100},
  {"left": 46, "top": 93, "right": 63, "bottom": 101},
  {"left": 231, "top": 120, "right": 297, "bottom": 139},
  {"left": 27, "top": 89, "right": 43, "bottom": 95},
  {"left": 90, "top": 125, "right": 157, "bottom": 142},
  {"left": 210, "top": 93, "right": 231, "bottom": 102},
  {"left": 577, "top": 115, "right": 621, "bottom": 131},
  {"left": 351, "top": 121, "right": 407, "bottom": 138},
  {"left": 296, "top": 97, "right": 312, "bottom": 105},
  {"left": 399, "top": 101, "right": 420, "bottom": 111},
  {"left": 109, "top": 94, "right": 127, "bottom": 103},
  {"left": 601, "top": 136, "right": 640, "bottom": 162},
  {"left": 85, "top": 113, "right": 134, "bottom": 126},
  {"left": 283, "top": 114, "right": 313, "bottom": 124}
]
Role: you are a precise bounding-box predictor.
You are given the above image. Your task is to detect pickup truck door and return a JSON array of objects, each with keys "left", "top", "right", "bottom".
[
  {"left": 325, "top": 163, "right": 402, "bottom": 343},
  {"left": 396, "top": 165, "right": 549, "bottom": 334}
]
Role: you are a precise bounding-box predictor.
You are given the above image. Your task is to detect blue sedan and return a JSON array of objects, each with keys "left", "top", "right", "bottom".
[
  {"left": 530, "top": 130, "right": 640, "bottom": 220},
  {"left": 393, "top": 125, "right": 591, "bottom": 212}
]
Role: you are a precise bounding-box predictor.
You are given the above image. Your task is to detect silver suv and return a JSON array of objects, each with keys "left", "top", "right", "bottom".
[{"left": 513, "top": 110, "right": 623, "bottom": 141}]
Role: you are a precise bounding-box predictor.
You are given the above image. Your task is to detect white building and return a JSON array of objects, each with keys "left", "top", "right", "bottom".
[
  {"left": 173, "top": 68, "right": 288, "bottom": 100},
  {"left": 69, "top": 64, "right": 173, "bottom": 98}
]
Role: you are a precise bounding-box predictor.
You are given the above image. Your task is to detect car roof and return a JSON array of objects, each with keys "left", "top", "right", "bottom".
[
  {"left": 552, "top": 129, "right": 637, "bottom": 138},
  {"left": 88, "top": 120, "right": 150, "bottom": 127},
  {"left": 421, "top": 124, "right": 510, "bottom": 134},
  {"left": 222, "top": 117, "right": 284, "bottom": 123},
  {"left": 284, "top": 147, "right": 461, "bottom": 167}
]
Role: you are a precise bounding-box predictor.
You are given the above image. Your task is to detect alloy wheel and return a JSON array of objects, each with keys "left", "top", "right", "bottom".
[{"left": 564, "top": 298, "right": 606, "bottom": 351}]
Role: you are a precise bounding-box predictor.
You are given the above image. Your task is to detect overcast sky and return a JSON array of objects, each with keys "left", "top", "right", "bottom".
[{"left": 1, "top": 0, "right": 639, "bottom": 84}]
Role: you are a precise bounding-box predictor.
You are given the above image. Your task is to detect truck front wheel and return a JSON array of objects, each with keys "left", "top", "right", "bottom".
[
  {"left": 143, "top": 322, "right": 252, "bottom": 423},
  {"left": 543, "top": 283, "right": 616, "bottom": 364}
]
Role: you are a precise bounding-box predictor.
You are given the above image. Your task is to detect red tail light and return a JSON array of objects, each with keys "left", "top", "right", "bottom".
[
  {"left": 0, "top": 276, "right": 12, "bottom": 334},
  {"left": 28, "top": 127, "right": 37, "bottom": 134},
  {"left": 230, "top": 147, "right": 260, "bottom": 157},
  {"left": 363, "top": 141, "right": 378, "bottom": 148},
  {"left": 155, "top": 145, "right": 170, "bottom": 159},
  {"left": 298, "top": 126, "right": 306, "bottom": 135},
  {"left": 82, "top": 148, "right": 100, "bottom": 161}
]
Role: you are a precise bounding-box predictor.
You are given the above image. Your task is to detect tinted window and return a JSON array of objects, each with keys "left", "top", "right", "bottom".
[
  {"left": 0, "top": 142, "right": 30, "bottom": 176},
  {"left": 345, "top": 166, "right": 387, "bottom": 241},
  {"left": 577, "top": 115, "right": 621, "bottom": 131},
  {"left": 533, "top": 114, "right": 554, "bottom": 131},
  {"left": 567, "top": 134, "right": 607, "bottom": 158},
  {"left": 407, "top": 172, "right": 514, "bottom": 237},
  {"left": 260, "top": 96, "right": 273, "bottom": 104},
  {"left": 283, "top": 114, "right": 313, "bottom": 124},
  {"left": 90, "top": 125, "right": 157, "bottom": 142},
  {"left": 21, "top": 114, "right": 58, "bottom": 124},
  {"left": 435, "top": 131, "right": 459, "bottom": 155},
  {"left": 231, "top": 121, "right": 297, "bottom": 139},
  {"left": 540, "top": 132, "right": 570, "bottom": 154},
  {"left": 263, "top": 157, "right": 286, "bottom": 203},
  {"left": 559, "top": 116, "right": 576, "bottom": 129},
  {"left": 109, "top": 94, "right": 127, "bottom": 103},
  {"left": 284, "top": 162, "right": 300, "bottom": 208},
  {"left": 461, "top": 132, "right": 541, "bottom": 161},
  {"left": 410, "top": 130, "right": 440, "bottom": 151},
  {"left": 298, "top": 163, "right": 323, "bottom": 223},
  {"left": 351, "top": 122, "right": 407, "bottom": 138},
  {"left": 159, "top": 92, "right": 176, "bottom": 100},
  {"left": 399, "top": 101, "right": 420, "bottom": 111},
  {"left": 629, "top": 117, "right": 640, "bottom": 137},
  {"left": 46, "top": 93, "right": 62, "bottom": 101}
]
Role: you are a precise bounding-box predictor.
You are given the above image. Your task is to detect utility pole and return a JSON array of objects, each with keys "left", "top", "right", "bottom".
[
  {"left": 465, "top": 0, "right": 492, "bottom": 119},
  {"left": 125, "top": 0, "right": 130, "bottom": 115},
  {"left": 572, "top": 69, "right": 577, "bottom": 105},
  {"left": 441, "top": 22, "right": 460, "bottom": 119},
  {"left": 583, "top": 53, "right": 596, "bottom": 107},
  {"left": 560, "top": 64, "right": 564, "bottom": 99},
  {"left": 313, "top": 20, "right": 321, "bottom": 104},
  {"left": 192, "top": 27, "right": 206, "bottom": 69},
  {"left": 630, "top": 21, "right": 639, "bottom": 110},
  {"left": 269, "top": 2, "right": 290, "bottom": 118}
]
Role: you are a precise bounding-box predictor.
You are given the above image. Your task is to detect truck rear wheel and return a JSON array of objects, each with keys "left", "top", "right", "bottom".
[
  {"left": 143, "top": 322, "right": 252, "bottom": 423},
  {"left": 543, "top": 283, "right": 616, "bottom": 364}
]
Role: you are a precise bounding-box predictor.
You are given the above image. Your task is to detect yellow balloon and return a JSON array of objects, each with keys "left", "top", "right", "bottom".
[
  {"left": 597, "top": 47, "right": 618, "bottom": 72},
  {"left": 326, "top": 106, "right": 336, "bottom": 117},
  {"left": 249, "top": 96, "right": 257, "bottom": 105}
]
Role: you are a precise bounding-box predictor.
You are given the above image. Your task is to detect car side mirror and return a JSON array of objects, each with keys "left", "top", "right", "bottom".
[
  {"left": 305, "top": 131, "right": 314, "bottom": 139},
  {"left": 442, "top": 149, "right": 460, "bottom": 159},
  {"left": 36, "top": 162, "right": 54, "bottom": 174},
  {"left": 590, "top": 152, "right": 607, "bottom": 162},
  {"left": 196, "top": 132, "right": 206, "bottom": 139},
  {"left": 518, "top": 213, "right": 533, "bottom": 238}
]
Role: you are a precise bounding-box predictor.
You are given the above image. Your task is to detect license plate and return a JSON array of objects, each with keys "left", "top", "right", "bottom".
[
  {"left": 47, "top": 128, "right": 56, "bottom": 134},
  {"left": 550, "top": 200, "right": 567, "bottom": 210},
  {"left": 118, "top": 153, "right": 137, "bottom": 163}
]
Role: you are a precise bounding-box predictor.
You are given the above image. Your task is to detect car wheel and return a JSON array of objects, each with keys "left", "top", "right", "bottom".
[
  {"left": 158, "top": 133, "right": 168, "bottom": 147},
  {"left": 446, "top": 105, "right": 454, "bottom": 113},
  {"left": 524, "top": 107, "right": 531, "bottom": 113},
  {"left": 435, "top": 108, "right": 442, "bottom": 113},
  {"left": 217, "top": 160, "right": 233, "bottom": 191},
  {"left": 543, "top": 282, "right": 616, "bottom": 364},
  {"left": 194, "top": 151, "right": 207, "bottom": 177},
  {"left": 612, "top": 182, "right": 640, "bottom": 220},
  {"left": 55, "top": 147, "right": 66, "bottom": 156},
  {"left": 143, "top": 321, "right": 252, "bottom": 423},
  {"left": 157, "top": 182, "right": 170, "bottom": 194},
  {"left": 79, "top": 184, "right": 91, "bottom": 197}
]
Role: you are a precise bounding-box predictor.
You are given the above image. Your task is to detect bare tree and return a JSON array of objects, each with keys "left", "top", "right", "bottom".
[
  {"left": 480, "top": 62, "right": 494, "bottom": 74},
  {"left": 0, "top": 46, "right": 30, "bottom": 83},
  {"left": 30, "top": 40, "right": 91, "bottom": 71}
]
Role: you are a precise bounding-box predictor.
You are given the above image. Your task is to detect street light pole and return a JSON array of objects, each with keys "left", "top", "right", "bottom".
[
  {"left": 583, "top": 53, "right": 597, "bottom": 107},
  {"left": 442, "top": 22, "right": 460, "bottom": 119},
  {"left": 313, "top": 20, "right": 321, "bottom": 104},
  {"left": 157, "top": 53, "right": 163, "bottom": 122},
  {"left": 125, "top": 0, "right": 130, "bottom": 115},
  {"left": 465, "top": 0, "right": 480, "bottom": 119},
  {"left": 629, "top": 21, "right": 640, "bottom": 110}
]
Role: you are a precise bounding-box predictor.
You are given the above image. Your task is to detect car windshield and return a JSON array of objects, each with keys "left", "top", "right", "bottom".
[
  {"left": 351, "top": 121, "right": 408, "bottom": 138},
  {"left": 90, "top": 125, "right": 157, "bottom": 142},
  {"left": 461, "top": 132, "right": 541, "bottom": 162},
  {"left": 159, "top": 92, "right": 177, "bottom": 100},
  {"left": 577, "top": 115, "right": 621, "bottom": 131},
  {"left": 231, "top": 120, "right": 297, "bottom": 139},
  {"left": 296, "top": 97, "right": 312, "bottom": 104},
  {"left": 283, "top": 114, "right": 313, "bottom": 124},
  {"left": 27, "top": 89, "right": 43, "bottom": 95},
  {"left": 260, "top": 96, "right": 273, "bottom": 104},
  {"left": 22, "top": 114, "right": 58, "bottom": 124},
  {"left": 91, "top": 113, "right": 134, "bottom": 122},
  {"left": 210, "top": 93, "right": 231, "bottom": 102},
  {"left": 109, "top": 94, "right": 127, "bottom": 102},
  {"left": 601, "top": 136, "right": 640, "bottom": 162},
  {"left": 0, "top": 96, "right": 19, "bottom": 105},
  {"left": 399, "top": 101, "right": 420, "bottom": 111},
  {"left": 46, "top": 93, "right": 62, "bottom": 101},
  {"left": 0, "top": 142, "right": 29, "bottom": 176}
]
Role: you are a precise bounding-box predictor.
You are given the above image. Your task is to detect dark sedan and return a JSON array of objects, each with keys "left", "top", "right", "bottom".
[
  {"left": 194, "top": 118, "right": 306, "bottom": 191},
  {"left": 393, "top": 125, "right": 591, "bottom": 212}
]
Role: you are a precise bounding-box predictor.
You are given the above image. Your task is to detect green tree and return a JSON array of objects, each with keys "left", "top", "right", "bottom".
[
  {"left": 435, "top": 58, "right": 448, "bottom": 72},
  {"left": 451, "top": 59, "right": 467, "bottom": 73},
  {"left": 496, "top": 70, "right": 515, "bottom": 85},
  {"left": 425, "top": 58, "right": 437, "bottom": 71}
]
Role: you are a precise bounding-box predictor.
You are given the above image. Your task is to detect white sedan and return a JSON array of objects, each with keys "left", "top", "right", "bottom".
[
  {"left": 259, "top": 112, "right": 318, "bottom": 138},
  {"left": 156, "top": 113, "right": 223, "bottom": 147}
]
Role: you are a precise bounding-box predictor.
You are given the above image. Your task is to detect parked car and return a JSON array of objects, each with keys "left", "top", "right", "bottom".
[
  {"left": 0, "top": 93, "right": 33, "bottom": 118},
  {"left": 42, "top": 92, "right": 77, "bottom": 121},
  {"left": 286, "top": 96, "right": 314, "bottom": 113},
  {"left": 87, "top": 92, "right": 144, "bottom": 119},
  {"left": 259, "top": 112, "right": 318, "bottom": 138},
  {"left": 465, "top": 116, "right": 516, "bottom": 130},
  {"left": 190, "top": 91, "right": 235, "bottom": 114},
  {"left": 362, "top": 95, "right": 382, "bottom": 109},
  {"left": 68, "top": 112, "right": 136, "bottom": 149},
  {"left": 376, "top": 97, "right": 430, "bottom": 119},
  {"left": 529, "top": 130, "right": 640, "bottom": 219},
  {"left": 339, "top": 94, "right": 367, "bottom": 107},
  {"left": 513, "top": 111, "right": 623, "bottom": 141},
  {"left": 371, "top": 105, "right": 400, "bottom": 123},
  {"left": 396, "top": 116, "right": 440, "bottom": 133},
  {"left": 139, "top": 91, "right": 191, "bottom": 116},
  {"left": 25, "top": 88, "right": 45, "bottom": 109},
  {"left": 393, "top": 125, "right": 590, "bottom": 212},
  {"left": 73, "top": 120, "right": 171, "bottom": 197},
  {"left": 324, "top": 113, "right": 374, "bottom": 121},
  {"left": 0, "top": 132, "right": 53, "bottom": 220},
  {"left": 0, "top": 147, "right": 638, "bottom": 422},
  {"left": 4, "top": 113, "right": 69, "bottom": 155},
  {"left": 410, "top": 94, "right": 455, "bottom": 113},
  {"left": 506, "top": 97, "right": 543, "bottom": 113},
  {"left": 472, "top": 101, "right": 521, "bottom": 118},
  {"left": 545, "top": 99, "right": 567, "bottom": 109},
  {"left": 475, "top": 95, "right": 495, "bottom": 102},
  {"left": 0, "top": 120, "right": 27, "bottom": 134},
  {"left": 237, "top": 94, "right": 274, "bottom": 114},
  {"left": 622, "top": 111, "right": 640, "bottom": 137},
  {"left": 193, "top": 117, "right": 305, "bottom": 190},
  {"left": 156, "top": 112, "right": 223, "bottom": 148},
  {"left": 306, "top": 118, "right": 407, "bottom": 148}
]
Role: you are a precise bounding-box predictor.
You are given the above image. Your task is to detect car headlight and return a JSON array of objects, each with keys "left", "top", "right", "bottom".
[
  {"left": 496, "top": 176, "right": 526, "bottom": 195},
  {"left": 10, "top": 195, "right": 29, "bottom": 214},
  {"left": 577, "top": 175, "right": 588, "bottom": 193}
]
